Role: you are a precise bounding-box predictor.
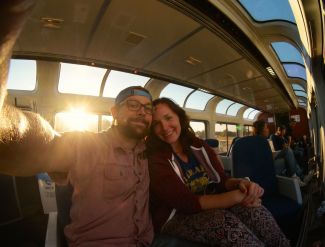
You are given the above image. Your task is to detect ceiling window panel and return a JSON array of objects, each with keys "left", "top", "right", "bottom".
[
  {"left": 238, "top": 0, "right": 295, "bottom": 23},
  {"left": 59, "top": 63, "right": 106, "bottom": 96},
  {"left": 283, "top": 63, "right": 307, "bottom": 80},
  {"left": 226, "top": 103, "right": 244, "bottom": 116},
  {"left": 292, "top": 83, "right": 305, "bottom": 91},
  {"left": 160, "top": 83, "right": 194, "bottom": 107},
  {"left": 216, "top": 99, "right": 235, "bottom": 114},
  {"left": 271, "top": 42, "right": 304, "bottom": 65},
  {"left": 247, "top": 110, "right": 261, "bottom": 120},
  {"left": 103, "top": 70, "right": 150, "bottom": 98},
  {"left": 8, "top": 59, "right": 37, "bottom": 91},
  {"left": 294, "top": 90, "right": 307, "bottom": 98},
  {"left": 185, "top": 90, "right": 214, "bottom": 110},
  {"left": 243, "top": 108, "right": 255, "bottom": 119}
]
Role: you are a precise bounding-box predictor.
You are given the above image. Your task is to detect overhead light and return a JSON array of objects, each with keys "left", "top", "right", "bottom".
[
  {"left": 125, "top": 32, "right": 146, "bottom": 45},
  {"left": 266, "top": 66, "right": 276, "bottom": 77},
  {"left": 41, "top": 17, "right": 64, "bottom": 29},
  {"left": 185, "top": 56, "right": 202, "bottom": 66}
]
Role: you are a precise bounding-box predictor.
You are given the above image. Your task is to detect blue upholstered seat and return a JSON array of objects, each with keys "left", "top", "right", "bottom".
[{"left": 232, "top": 136, "right": 301, "bottom": 231}]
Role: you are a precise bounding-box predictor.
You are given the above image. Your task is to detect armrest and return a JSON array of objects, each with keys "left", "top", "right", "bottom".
[
  {"left": 276, "top": 175, "right": 302, "bottom": 205},
  {"left": 45, "top": 212, "right": 58, "bottom": 247},
  {"left": 219, "top": 156, "right": 232, "bottom": 176}
]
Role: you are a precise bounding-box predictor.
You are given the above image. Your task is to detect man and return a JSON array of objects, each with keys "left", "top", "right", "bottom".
[
  {"left": 1, "top": 2, "right": 155, "bottom": 246},
  {"left": 253, "top": 121, "right": 308, "bottom": 186}
]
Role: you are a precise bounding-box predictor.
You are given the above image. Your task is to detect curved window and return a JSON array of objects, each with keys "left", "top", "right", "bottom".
[
  {"left": 294, "top": 90, "right": 307, "bottom": 98},
  {"left": 185, "top": 90, "right": 214, "bottom": 110},
  {"left": 226, "top": 103, "right": 244, "bottom": 116},
  {"left": 8, "top": 59, "right": 37, "bottom": 91},
  {"left": 216, "top": 99, "right": 235, "bottom": 114},
  {"left": 103, "top": 70, "right": 150, "bottom": 98},
  {"left": 238, "top": 0, "right": 295, "bottom": 23},
  {"left": 160, "top": 83, "right": 194, "bottom": 107},
  {"left": 271, "top": 42, "right": 304, "bottom": 65},
  {"left": 243, "top": 108, "right": 255, "bottom": 119},
  {"left": 283, "top": 64, "right": 306, "bottom": 80},
  {"left": 292, "top": 83, "right": 305, "bottom": 91},
  {"left": 58, "top": 63, "right": 106, "bottom": 96},
  {"left": 247, "top": 110, "right": 260, "bottom": 120}
]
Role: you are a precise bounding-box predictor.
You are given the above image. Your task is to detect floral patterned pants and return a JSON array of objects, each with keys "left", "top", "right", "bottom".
[{"left": 162, "top": 205, "right": 291, "bottom": 247}]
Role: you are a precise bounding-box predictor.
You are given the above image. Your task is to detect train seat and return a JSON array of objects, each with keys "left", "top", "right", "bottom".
[{"left": 232, "top": 136, "right": 302, "bottom": 234}]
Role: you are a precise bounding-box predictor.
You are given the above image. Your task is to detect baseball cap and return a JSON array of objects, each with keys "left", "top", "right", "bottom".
[{"left": 115, "top": 86, "right": 152, "bottom": 105}]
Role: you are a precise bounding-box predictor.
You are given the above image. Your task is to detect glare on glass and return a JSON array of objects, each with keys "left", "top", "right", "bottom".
[
  {"left": 103, "top": 70, "right": 150, "bottom": 98},
  {"left": 58, "top": 63, "right": 106, "bottom": 96},
  {"left": 248, "top": 110, "right": 261, "bottom": 120},
  {"left": 160, "top": 83, "right": 194, "bottom": 107},
  {"left": 8, "top": 59, "right": 37, "bottom": 91}
]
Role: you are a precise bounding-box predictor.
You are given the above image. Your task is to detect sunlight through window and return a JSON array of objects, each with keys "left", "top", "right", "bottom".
[
  {"left": 8, "top": 59, "right": 37, "bottom": 91},
  {"left": 55, "top": 108, "right": 99, "bottom": 132}
]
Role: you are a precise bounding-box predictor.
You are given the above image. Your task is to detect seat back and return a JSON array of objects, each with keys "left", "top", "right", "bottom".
[
  {"left": 55, "top": 183, "right": 73, "bottom": 247},
  {"left": 232, "top": 135, "right": 278, "bottom": 196}
]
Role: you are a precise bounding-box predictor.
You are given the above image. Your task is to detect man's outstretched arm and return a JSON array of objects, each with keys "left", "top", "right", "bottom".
[{"left": 0, "top": 0, "right": 70, "bottom": 176}]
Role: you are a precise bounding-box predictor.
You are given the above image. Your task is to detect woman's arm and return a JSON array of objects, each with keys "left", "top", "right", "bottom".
[{"left": 198, "top": 189, "right": 246, "bottom": 210}]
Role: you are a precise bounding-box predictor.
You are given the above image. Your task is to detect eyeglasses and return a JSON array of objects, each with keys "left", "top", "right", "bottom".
[{"left": 121, "top": 99, "right": 153, "bottom": 115}]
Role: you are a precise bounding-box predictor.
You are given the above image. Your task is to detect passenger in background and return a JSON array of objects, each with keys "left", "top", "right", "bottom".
[
  {"left": 252, "top": 121, "right": 314, "bottom": 189},
  {"left": 147, "top": 98, "right": 290, "bottom": 247}
]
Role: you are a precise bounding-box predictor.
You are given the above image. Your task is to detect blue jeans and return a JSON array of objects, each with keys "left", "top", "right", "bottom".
[{"left": 275, "top": 147, "right": 302, "bottom": 177}]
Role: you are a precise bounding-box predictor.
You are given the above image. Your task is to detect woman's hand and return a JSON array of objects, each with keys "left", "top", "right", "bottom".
[
  {"left": 237, "top": 179, "right": 264, "bottom": 207},
  {"left": 244, "top": 197, "right": 262, "bottom": 208}
]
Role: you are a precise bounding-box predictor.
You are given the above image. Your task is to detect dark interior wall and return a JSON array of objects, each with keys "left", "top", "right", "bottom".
[{"left": 257, "top": 108, "right": 309, "bottom": 139}]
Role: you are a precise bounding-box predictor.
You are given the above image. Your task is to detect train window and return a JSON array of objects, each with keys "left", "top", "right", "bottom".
[
  {"left": 102, "top": 70, "right": 150, "bottom": 98},
  {"left": 160, "top": 83, "right": 194, "bottom": 106},
  {"left": 292, "top": 83, "right": 306, "bottom": 91},
  {"left": 185, "top": 90, "right": 214, "bottom": 110},
  {"left": 238, "top": 0, "right": 295, "bottom": 23},
  {"left": 243, "top": 125, "right": 253, "bottom": 136},
  {"left": 58, "top": 63, "right": 106, "bottom": 96},
  {"left": 271, "top": 42, "right": 304, "bottom": 65},
  {"left": 247, "top": 110, "right": 261, "bottom": 120},
  {"left": 243, "top": 108, "right": 260, "bottom": 120},
  {"left": 101, "top": 115, "right": 114, "bottom": 131},
  {"left": 226, "top": 103, "right": 244, "bottom": 116},
  {"left": 216, "top": 99, "right": 234, "bottom": 114},
  {"left": 283, "top": 63, "right": 307, "bottom": 80},
  {"left": 294, "top": 90, "right": 308, "bottom": 98},
  {"left": 215, "top": 123, "right": 239, "bottom": 153},
  {"left": 7, "top": 59, "right": 36, "bottom": 91},
  {"left": 215, "top": 123, "right": 227, "bottom": 153},
  {"left": 190, "top": 121, "right": 206, "bottom": 139},
  {"left": 54, "top": 110, "right": 99, "bottom": 133}
]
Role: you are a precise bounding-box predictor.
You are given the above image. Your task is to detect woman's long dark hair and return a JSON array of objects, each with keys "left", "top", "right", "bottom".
[{"left": 146, "top": 97, "right": 196, "bottom": 155}]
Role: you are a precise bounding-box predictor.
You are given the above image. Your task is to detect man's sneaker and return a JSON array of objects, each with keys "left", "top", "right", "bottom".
[
  {"left": 303, "top": 171, "right": 314, "bottom": 184},
  {"left": 292, "top": 174, "right": 306, "bottom": 187}
]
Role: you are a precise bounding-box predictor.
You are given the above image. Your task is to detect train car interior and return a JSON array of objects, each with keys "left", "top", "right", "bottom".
[{"left": 1, "top": 0, "right": 325, "bottom": 246}]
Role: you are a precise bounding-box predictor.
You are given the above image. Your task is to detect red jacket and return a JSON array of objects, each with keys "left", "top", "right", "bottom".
[{"left": 148, "top": 137, "right": 229, "bottom": 232}]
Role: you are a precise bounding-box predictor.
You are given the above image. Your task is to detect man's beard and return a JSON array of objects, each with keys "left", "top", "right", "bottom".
[{"left": 117, "top": 116, "right": 150, "bottom": 139}]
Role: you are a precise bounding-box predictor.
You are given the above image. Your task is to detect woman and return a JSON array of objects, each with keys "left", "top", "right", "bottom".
[{"left": 147, "top": 98, "right": 290, "bottom": 247}]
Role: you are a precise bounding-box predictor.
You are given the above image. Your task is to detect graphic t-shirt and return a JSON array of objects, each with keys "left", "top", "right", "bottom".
[{"left": 176, "top": 153, "right": 209, "bottom": 194}]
